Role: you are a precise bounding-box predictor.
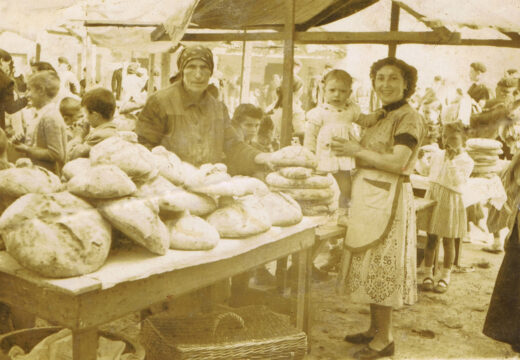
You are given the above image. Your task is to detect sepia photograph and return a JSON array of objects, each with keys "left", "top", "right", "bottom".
[{"left": 0, "top": 0, "right": 520, "bottom": 359}]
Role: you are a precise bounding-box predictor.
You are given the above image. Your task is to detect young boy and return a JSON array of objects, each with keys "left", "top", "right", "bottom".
[
  {"left": 252, "top": 116, "right": 278, "bottom": 152},
  {"left": 13, "top": 70, "right": 67, "bottom": 175},
  {"left": 59, "top": 97, "right": 85, "bottom": 140},
  {"left": 231, "top": 103, "right": 264, "bottom": 144},
  {"left": 67, "top": 87, "right": 118, "bottom": 160}
]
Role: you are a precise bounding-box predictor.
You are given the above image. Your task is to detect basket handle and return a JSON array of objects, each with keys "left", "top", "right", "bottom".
[{"left": 211, "top": 312, "right": 246, "bottom": 337}]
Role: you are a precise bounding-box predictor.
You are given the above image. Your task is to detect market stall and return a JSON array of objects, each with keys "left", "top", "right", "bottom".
[{"left": 0, "top": 217, "right": 319, "bottom": 360}]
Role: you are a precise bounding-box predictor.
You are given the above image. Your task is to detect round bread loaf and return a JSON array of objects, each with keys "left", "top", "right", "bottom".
[
  {"left": 167, "top": 212, "right": 220, "bottom": 250},
  {"left": 266, "top": 172, "right": 332, "bottom": 189}
]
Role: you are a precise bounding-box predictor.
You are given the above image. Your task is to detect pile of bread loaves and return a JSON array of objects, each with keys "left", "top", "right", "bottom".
[
  {"left": 0, "top": 136, "right": 304, "bottom": 278},
  {"left": 466, "top": 138, "right": 503, "bottom": 176},
  {"left": 266, "top": 145, "right": 338, "bottom": 216}
]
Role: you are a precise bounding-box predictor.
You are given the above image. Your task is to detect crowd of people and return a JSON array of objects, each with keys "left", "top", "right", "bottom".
[{"left": 1, "top": 44, "right": 520, "bottom": 359}]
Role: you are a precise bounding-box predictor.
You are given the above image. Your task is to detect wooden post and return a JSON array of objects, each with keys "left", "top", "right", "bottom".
[
  {"left": 160, "top": 52, "right": 171, "bottom": 89},
  {"left": 239, "top": 31, "right": 253, "bottom": 103},
  {"left": 281, "top": 0, "right": 295, "bottom": 147},
  {"left": 148, "top": 53, "right": 156, "bottom": 93},
  {"left": 76, "top": 52, "right": 82, "bottom": 81},
  {"left": 95, "top": 53, "right": 102, "bottom": 85},
  {"left": 388, "top": 2, "right": 400, "bottom": 57},
  {"left": 35, "top": 43, "right": 41, "bottom": 62}
]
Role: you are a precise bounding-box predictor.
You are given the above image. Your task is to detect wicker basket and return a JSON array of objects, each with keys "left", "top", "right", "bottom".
[{"left": 140, "top": 305, "right": 307, "bottom": 360}]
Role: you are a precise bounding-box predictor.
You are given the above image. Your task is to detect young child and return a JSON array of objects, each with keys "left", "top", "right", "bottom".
[
  {"left": 252, "top": 116, "right": 278, "bottom": 153},
  {"left": 304, "top": 69, "right": 383, "bottom": 225},
  {"left": 422, "top": 122, "right": 474, "bottom": 293},
  {"left": 13, "top": 70, "right": 67, "bottom": 175},
  {"left": 67, "top": 87, "right": 118, "bottom": 160},
  {"left": 231, "top": 103, "right": 264, "bottom": 145},
  {"left": 59, "top": 97, "right": 85, "bottom": 140}
]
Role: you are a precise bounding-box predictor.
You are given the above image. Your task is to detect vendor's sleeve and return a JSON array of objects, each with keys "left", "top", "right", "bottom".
[
  {"left": 223, "top": 110, "right": 261, "bottom": 176},
  {"left": 394, "top": 111, "right": 424, "bottom": 150},
  {"left": 136, "top": 95, "right": 167, "bottom": 149}
]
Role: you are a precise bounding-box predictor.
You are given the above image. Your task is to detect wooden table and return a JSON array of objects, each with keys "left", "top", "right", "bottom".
[{"left": 0, "top": 217, "right": 321, "bottom": 360}]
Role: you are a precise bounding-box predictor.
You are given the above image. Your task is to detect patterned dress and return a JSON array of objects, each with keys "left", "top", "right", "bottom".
[{"left": 337, "top": 102, "right": 425, "bottom": 308}]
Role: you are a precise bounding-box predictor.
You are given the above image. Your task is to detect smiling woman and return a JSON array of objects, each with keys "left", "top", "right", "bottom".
[{"left": 335, "top": 57, "right": 425, "bottom": 360}]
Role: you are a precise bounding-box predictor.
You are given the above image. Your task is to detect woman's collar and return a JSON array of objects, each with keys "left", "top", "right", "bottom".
[{"left": 382, "top": 99, "right": 407, "bottom": 113}]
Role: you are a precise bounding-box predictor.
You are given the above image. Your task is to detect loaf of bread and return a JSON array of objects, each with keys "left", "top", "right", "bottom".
[
  {"left": 0, "top": 160, "right": 62, "bottom": 198},
  {"left": 266, "top": 172, "right": 332, "bottom": 189},
  {"left": 258, "top": 191, "right": 302, "bottom": 226},
  {"left": 99, "top": 197, "right": 169, "bottom": 255},
  {"left": 267, "top": 187, "right": 334, "bottom": 202},
  {"left": 67, "top": 165, "right": 137, "bottom": 199},
  {"left": 167, "top": 212, "right": 220, "bottom": 250},
  {"left": 278, "top": 167, "right": 313, "bottom": 179},
  {"left": 0, "top": 192, "right": 111, "bottom": 278},
  {"left": 151, "top": 146, "right": 185, "bottom": 185},
  {"left": 62, "top": 158, "right": 91, "bottom": 181},
  {"left": 270, "top": 145, "right": 318, "bottom": 168}
]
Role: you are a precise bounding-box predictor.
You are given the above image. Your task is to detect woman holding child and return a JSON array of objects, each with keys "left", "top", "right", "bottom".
[{"left": 334, "top": 57, "right": 425, "bottom": 359}]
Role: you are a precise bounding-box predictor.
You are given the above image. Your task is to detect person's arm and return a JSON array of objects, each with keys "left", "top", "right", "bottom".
[
  {"left": 136, "top": 94, "right": 167, "bottom": 149},
  {"left": 447, "top": 154, "right": 474, "bottom": 188},
  {"left": 354, "top": 109, "right": 386, "bottom": 127}
]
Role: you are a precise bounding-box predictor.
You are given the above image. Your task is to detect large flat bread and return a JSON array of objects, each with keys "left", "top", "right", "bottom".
[
  {"left": 206, "top": 195, "right": 272, "bottom": 238},
  {"left": 0, "top": 192, "right": 111, "bottom": 278},
  {"left": 268, "top": 187, "right": 334, "bottom": 202},
  {"left": 0, "top": 162, "right": 62, "bottom": 198},
  {"left": 466, "top": 138, "right": 502, "bottom": 150},
  {"left": 300, "top": 204, "right": 332, "bottom": 216},
  {"left": 258, "top": 192, "right": 302, "bottom": 226},
  {"left": 99, "top": 197, "right": 169, "bottom": 255},
  {"left": 270, "top": 145, "right": 318, "bottom": 169},
  {"left": 166, "top": 212, "right": 220, "bottom": 250},
  {"left": 278, "top": 167, "right": 312, "bottom": 179},
  {"left": 190, "top": 176, "right": 269, "bottom": 197},
  {"left": 184, "top": 163, "right": 231, "bottom": 190},
  {"left": 266, "top": 172, "right": 332, "bottom": 189},
  {"left": 62, "top": 158, "right": 91, "bottom": 181},
  {"left": 151, "top": 146, "right": 185, "bottom": 185},
  {"left": 67, "top": 165, "right": 137, "bottom": 199},
  {"left": 90, "top": 136, "right": 158, "bottom": 182}
]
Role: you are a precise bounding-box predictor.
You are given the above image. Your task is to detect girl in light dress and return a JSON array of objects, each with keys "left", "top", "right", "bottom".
[
  {"left": 422, "top": 122, "right": 474, "bottom": 293},
  {"left": 304, "top": 69, "right": 383, "bottom": 225}
]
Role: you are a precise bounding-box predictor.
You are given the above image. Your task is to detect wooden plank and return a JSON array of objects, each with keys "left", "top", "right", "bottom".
[
  {"left": 72, "top": 329, "right": 98, "bottom": 360},
  {"left": 304, "top": 247, "right": 313, "bottom": 347},
  {"left": 95, "top": 53, "right": 102, "bottom": 84},
  {"left": 388, "top": 2, "right": 400, "bottom": 57},
  {"left": 281, "top": 0, "right": 296, "bottom": 148},
  {"left": 295, "top": 250, "right": 307, "bottom": 330},
  {"left": 74, "top": 228, "right": 315, "bottom": 329},
  {"left": 239, "top": 36, "right": 253, "bottom": 103},
  {"left": 35, "top": 43, "right": 41, "bottom": 62},
  {"left": 181, "top": 32, "right": 284, "bottom": 42},
  {"left": 294, "top": 31, "right": 451, "bottom": 44},
  {"left": 160, "top": 52, "right": 171, "bottom": 89},
  {"left": 147, "top": 53, "right": 155, "bottom": 94}
]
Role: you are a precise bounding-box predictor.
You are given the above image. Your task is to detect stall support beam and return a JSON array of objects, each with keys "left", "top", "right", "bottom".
[
  {"left": 148, "top": 53, "right": 156, "bottom": 94},
  {"left": 239, "top": 33, "right": 253, "bottom": 103},
  {"left": 160, "top": 52, "right": 171, "bottom": 89},
  {"left": 388, "top": 2, "right": 400, "bottom": 57},
  {"left": 35, "top": 43, "right": 41, "bottom": 62},
  {"left": 281, "top": 0, "right": 296, "bottom": 148}
]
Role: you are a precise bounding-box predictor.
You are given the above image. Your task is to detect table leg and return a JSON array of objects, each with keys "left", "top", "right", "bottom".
[
  {"left": 72, "top": 328, "right": 98, "bottom": 360},
  {"left": 295, "top": 250, "right": 308, "bottom": 331},
  {"left": 304, "top": 248, "right": 312, "bottom": 350},
  {"left": 276, "top": 257, "right": 288, "bottom": 294}
]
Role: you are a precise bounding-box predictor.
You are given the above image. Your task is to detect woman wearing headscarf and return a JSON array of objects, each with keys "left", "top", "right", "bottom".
[
  {"left": 136, "top": 45, "right": 271, "bottom": 173},
  {"left": 334, "top": 57, "right": 425, "bottom": 359}
]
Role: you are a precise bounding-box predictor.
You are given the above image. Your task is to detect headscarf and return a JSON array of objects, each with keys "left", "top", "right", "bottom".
[{"left": 177, "top": 45, "right": 214, "bottom": 74}]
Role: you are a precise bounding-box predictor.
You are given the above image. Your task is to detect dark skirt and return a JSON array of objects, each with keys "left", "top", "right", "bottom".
[{"left": 483, "top": 224, "right": 520, "bottom": 347}]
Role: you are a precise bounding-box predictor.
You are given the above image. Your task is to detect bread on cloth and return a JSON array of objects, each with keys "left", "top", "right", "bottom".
[
  {"left": 151, "top": 146, "right": 185, "bottom": 185},
  {"left": 267, "top": 186, "right": 334, "bottom": 202},
  {"left": 62, "top": 158, "right": 91, "bottom": 181},
  {"left": 266, "top": 172, "right": 332, "bottom": 189},
  {"left": 190, "top": 175, "right": 269, "bottom": 197},
  {"left": 99, "top": 197, "right": 169, "bottom": 255},
  {"left": 166, "top": 211, "right": 220, "bottom": 250},
  {"left": 0, "top": 192, "right": 111, "bottom": 278},
  {"left": 270, "top": 145, "right": 318, "bottom": 169},
  {"left": 137, "top": 175, "right": 217, "bottom": 216},
  {"left": 466, "top": 138, "right": 503, "bottom": 150},
  {"left": 0, "top": 159, "right": 62, "bottom": 198},
  {"left": 258, "top": 191, "right": 302, "bottom": 226},
  {"left": 67, "top": 165, "right": 136, "bottom": 199},
  {"left": 207, "top": 195, "right": 272, "bottom": 238},
  {"left": 278, "top": 167, "right": 313, "bottom": 180},
  {"left": 90, "top": 136, "right": 158, "bottom": 182}
]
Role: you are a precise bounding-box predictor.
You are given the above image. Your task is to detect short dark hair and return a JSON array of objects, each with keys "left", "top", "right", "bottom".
[
  {"left": 258, "top": 116, "right": 274, "bottom": 137},
  {"left": 232, "top": 104, "right": 264, "bottom": 126},
  {"left": 0, "top": 49, "right": 12, "bottom": 63},
  {"left": 442, "top": 121, "right": 467, "bottom": 143},
  {"left": 470, "top": 62, "right": 486, "bottom": 73},
  {"left": 31, "top": 61, "right": 57, "bottom": 74},
  {"left": 370, "top": 57, "right": 418, "bottom": 99},
  {"left": 323, "top": 69, "right": 353, "bottom": 89},
  {"left": 59, "top": 97, "right": 81, "bottom": 117},
  {"left": 497, "top": 77, "right": 518, "bottom": 89},
  {"left": 81, "top": 88, "right": 116, "bottom": 120}
]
